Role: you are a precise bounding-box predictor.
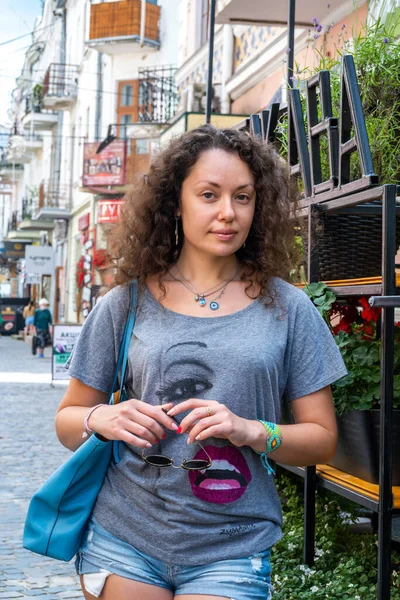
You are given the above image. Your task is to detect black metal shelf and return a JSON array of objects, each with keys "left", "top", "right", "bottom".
[{"left": 278, "top": 464, "right": 381, "bottom": 512}]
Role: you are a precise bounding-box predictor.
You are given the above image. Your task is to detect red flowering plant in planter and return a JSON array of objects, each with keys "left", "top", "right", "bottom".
[
  {"left": 92, "top": 248, "right": 111, "bottom": 269},
  {"left": 303, "top": 283, "right": 400, "bottom": 417},
  {"left": 76, "top": 255, "right": 85, "bottom": 290}
]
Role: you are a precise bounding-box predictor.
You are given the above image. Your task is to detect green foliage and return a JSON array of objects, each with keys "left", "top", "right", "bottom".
[
  {"left": 303, "top": 283, "right": 400, "bottom": 416},
  {"left": 272, "top": 472, "right": 400, "bottom": 599},
  {"left": 275, "top": 14, "right": 400, "bottom": 185}
]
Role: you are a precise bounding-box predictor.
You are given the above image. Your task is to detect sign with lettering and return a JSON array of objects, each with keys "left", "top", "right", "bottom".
[
  {"left": 82, "top": 140, "right": 126, "bottom": 186},
  {"left": 98, "top": 199, "right": 124, "bottom": 223},
  {"left": 52, "top": 324, "right": 83, "bottom": 381},
  {"left": 4, "top": 241, "right": 29, "bottom": 260},
  {"left": 25, "top": 246, "right": 55, "bottom": 276}
]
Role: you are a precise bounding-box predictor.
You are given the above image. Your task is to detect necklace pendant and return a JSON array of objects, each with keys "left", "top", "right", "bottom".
[
  {"left": 209, "top": 301, "right": 220, "bottom": 311},
  {"left": 194, "top": 294, "right": 200, "bottom": 302},
  {"left": 198, "top": 297, "right": 206, "bottom": 307}
]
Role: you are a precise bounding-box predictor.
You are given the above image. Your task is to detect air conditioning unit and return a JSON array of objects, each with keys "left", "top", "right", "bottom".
[{"left": 180, "top": 83, "right": 221, "bottom": 114}]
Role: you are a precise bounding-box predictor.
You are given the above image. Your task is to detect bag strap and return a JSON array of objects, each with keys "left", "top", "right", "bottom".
[{"left": 109, "top": 280, "right": 138, "bottom": 401}]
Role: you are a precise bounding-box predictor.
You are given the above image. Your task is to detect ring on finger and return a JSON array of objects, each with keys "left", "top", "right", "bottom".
[{"left": 204, "top": 406, "right": 213, "bottom": 417}]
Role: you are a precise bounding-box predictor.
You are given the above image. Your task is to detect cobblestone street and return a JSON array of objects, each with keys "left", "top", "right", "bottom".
[{"left": 0, "top": 335, "right": 83, "bottom": 599}]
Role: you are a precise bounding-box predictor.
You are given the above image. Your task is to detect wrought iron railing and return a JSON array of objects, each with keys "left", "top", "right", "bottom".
[
  {"left": 138, "top": 66, "right": 179, "bottom": 123},
  {"left": 43, "top": 63, "right": 78, "bottom": 99},
  {"left": 36, "top": 180, "right": 71, "bottom": 210}
]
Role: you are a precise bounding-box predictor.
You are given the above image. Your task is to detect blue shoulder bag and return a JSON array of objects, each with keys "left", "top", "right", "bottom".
[{"left": 23, "top": 280, "right": 138, "bottom": 562}]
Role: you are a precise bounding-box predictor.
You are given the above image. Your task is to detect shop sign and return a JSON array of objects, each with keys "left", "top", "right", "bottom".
[
  {"left": 52, "top": 324, "right": 83, "bottom": 381},
  {"left": 25, "top": 246, "right": 55, "bottom": 276},
  {"left": 78, "top": 213, "right": 90, "bottom": 231},
  {"left": 98, "top": 199, "right": 124, "bottom": 223},
  {"left": 0, "top": 305, "right": 17, "bottom": 334},
  {"left": 82, "top": 140, "right": 126, "bottom": 186},
  {"left": 4, "top": 241, "right": 29, "bottom": 260}
]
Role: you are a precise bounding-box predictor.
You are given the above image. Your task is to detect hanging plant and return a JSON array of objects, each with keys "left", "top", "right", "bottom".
[
  {"left": 76, "top": 255, "right": 85, "bottom": 289},
  {"left": 92, "top": 248, "right": 111, "bottom": 269}
]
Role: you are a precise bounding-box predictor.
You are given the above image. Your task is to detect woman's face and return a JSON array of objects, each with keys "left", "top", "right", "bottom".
[{"left": 179, "top": 149, "right": 256, "bottom": 257}]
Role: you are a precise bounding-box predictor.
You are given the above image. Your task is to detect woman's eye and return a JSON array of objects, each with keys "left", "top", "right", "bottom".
[
  {"left": 237, "top": 194, "right": 250, "bottom": 202},
  {"left": 202, "top": 192, "right": 215, "bottom": 200}
]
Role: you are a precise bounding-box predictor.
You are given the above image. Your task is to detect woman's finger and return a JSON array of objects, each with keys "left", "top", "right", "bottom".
[
  {"left": 167, "top": 398, "right": 215, "bottom": 417},
  {"left": 178, "top": 407, "right": 217, "bottom": 433},
  {"left": 188, "top": 423, "right": 227, "bottom": 445}
]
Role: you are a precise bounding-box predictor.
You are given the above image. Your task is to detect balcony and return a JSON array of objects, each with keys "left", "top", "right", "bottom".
[
  {"left": 43, "top": 63, "right": 78, "bottom": 110},
  {"left": 88, "top": 0, "right": 161, "bottom": 55},
  {"left": 215, "top": 0, "right": 363, "bottom": 26},
  {"left": 6, "top": 134, "right": 43, "bottom": 164},
  {"left": 0, "top": 159, "right": 24, "bottom": 183},
  {"left": 33, "top": 180, "right": 72, "bottom": 221},
  {"left": 21, "top": 95, "right": 58, "bottom": 131}
]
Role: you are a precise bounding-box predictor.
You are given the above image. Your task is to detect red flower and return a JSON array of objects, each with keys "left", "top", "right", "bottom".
[
  {"left": 359, "top": 297, "right": 381, "bottom": 322},
  {"left": 360, "top": 323, "right": 375, "bottom": 340},
  {"left": 333, "top": 319, "right": 352, "bottom": 335}
]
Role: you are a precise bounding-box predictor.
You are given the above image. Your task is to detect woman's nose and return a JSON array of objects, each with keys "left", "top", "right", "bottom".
[{"left": 218, "top": 197, "right": 235, "bottom": 221}]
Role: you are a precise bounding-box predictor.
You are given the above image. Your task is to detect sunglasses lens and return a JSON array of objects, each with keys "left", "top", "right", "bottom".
[
  {"left": 182, "top": 460, "right": 211, "bottom": 471},
  {"left": 145, "top": 455, "right": 173, "bottom": 467}
]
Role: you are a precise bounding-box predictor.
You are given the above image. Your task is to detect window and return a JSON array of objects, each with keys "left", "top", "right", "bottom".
[
  {"left": 121, "top": 84, "right": 133, "bottom": 106},
  {"left": 201, "top": 0, "right": 210, "bottom": 46},
  {"left": 136, "top": 139, "right": 150, "bottom": 155},
  {"left": 119, "top": 115, "right": 132, "bottom": 153}
]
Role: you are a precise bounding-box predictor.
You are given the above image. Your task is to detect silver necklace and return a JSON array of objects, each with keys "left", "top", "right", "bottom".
[{"left": 169, "top": 266, "right": 239, "bottom": 311}]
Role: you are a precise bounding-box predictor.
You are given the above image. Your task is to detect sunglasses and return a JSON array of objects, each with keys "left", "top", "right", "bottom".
[{"left": 141, "top": 408, "right": 212, "bottom": 471}]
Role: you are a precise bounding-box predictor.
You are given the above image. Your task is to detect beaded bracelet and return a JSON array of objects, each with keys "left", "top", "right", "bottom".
[{"left": 254, "top": 420, "right": 283, "bottom": 476}]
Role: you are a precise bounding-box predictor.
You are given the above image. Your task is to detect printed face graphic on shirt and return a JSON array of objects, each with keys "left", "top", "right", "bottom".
[{"left": 156, "top": 341, "right": 252, "bottom": 504}]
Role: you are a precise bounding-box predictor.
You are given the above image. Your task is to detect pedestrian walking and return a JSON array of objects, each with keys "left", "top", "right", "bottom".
[
  {"left": 55, "top": 125, "right": 347, "bottom": 600},
  {"left": 23, "top": 299, "right": 36, "bottom": 336},
  {"left": 34, "top": 298, "right": 52, "bottom": 358}
]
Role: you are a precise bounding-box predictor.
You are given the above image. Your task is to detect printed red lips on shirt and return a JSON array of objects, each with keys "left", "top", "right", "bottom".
[{"left": 188, "top": 445, "right": 252, "bottom": 504}]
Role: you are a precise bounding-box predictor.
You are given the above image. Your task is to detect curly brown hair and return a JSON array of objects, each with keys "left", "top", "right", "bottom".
[{"left": 108, "top": 124, "right": 300, "bottom": 299}]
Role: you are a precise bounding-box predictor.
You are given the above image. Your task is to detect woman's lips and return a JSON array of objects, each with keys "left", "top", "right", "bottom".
[
  {"left": 188, "top": 445, "right": 251, "bottom": 504},
  {"left": 212, "top": 232, "right": 236, "bottom": 241}
]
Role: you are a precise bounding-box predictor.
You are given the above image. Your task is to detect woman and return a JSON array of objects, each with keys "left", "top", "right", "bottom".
[
  {"left": 23, "top": 300, "right": 36, "bottom": 336},
  {"left": 56, "top": 125, "right": 347, "bottom": 600},
  {"left": 34, "top": 298, "right": 52, "bottom": 358}
]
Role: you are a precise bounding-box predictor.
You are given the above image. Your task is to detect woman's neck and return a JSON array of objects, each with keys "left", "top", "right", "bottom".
[{"left": 175, "top": 246, "right": 239, "bottom": 288}]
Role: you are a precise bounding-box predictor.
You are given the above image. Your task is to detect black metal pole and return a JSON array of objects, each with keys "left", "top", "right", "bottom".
[
  {"left": 377, "top": 185, "right": 396, "bottom": 600},
  {"left": 205, "top": 0, "right": 217, "bottom": 124},
  {"left": 287, "top": 0, "right": 296, "bottom": 88},
  {"left": 304, "top": 465, "right": 316, "bottom": 566}
]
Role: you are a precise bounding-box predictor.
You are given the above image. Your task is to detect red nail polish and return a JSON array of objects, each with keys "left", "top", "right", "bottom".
[
  {"left": 162, "top": 433, "right": 167, "bottom": 440},
  {"left": 176, "top": 427, "right": 182, "bottom": 434}
]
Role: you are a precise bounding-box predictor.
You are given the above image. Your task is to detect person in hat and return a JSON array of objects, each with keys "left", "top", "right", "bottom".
[{"left": 33, "top": 298, "right": 53, "bottom": 358}]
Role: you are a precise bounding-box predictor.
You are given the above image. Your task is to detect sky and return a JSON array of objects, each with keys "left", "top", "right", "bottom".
[{"left": 0, "top": 0, "right": 43, "bottom": 128}]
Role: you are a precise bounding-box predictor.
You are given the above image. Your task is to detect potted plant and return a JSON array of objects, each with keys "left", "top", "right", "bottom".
[
  {"left": 93, "top": 248, "right": 113, "bottom": 286},
  {"left": 303, "top": 283, "right": 400, "bottom": 484},
  {"left": 75, "top": 255, "right": 85, "bottom": 321},
  {"left": 32, "top": 83, "right": 44, "bottom": 113}
]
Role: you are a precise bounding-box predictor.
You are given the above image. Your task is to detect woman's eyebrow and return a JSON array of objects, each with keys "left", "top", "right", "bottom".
[{"left": 194, "top": 181, "right": 254, "bottom": 190}]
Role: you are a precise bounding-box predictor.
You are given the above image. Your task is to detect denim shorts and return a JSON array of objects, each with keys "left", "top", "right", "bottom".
[{"left": 76, "top": 517, "right": 273, "bottom": 599}]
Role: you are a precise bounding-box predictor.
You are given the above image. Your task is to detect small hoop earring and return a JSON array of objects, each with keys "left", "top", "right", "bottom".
[
  {"left": 243, "top": 241, "right": 246, "bottom": 249},
  {"left": 175, "top": 217, "right": 179, "bottom": 246}
]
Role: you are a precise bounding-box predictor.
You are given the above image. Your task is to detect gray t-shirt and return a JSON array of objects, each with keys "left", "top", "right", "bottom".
[{"left": 68, "top": 278, "right": 347, "bottom": 565}]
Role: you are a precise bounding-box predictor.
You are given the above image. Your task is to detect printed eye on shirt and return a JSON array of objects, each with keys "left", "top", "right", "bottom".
[{"left": 155, "top": 339, "right": 252, "bottom": 505}]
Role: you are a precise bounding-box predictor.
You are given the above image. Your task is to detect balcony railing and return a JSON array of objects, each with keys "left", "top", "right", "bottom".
[
  {"left": 43, "top": 63, "right": 78, "bottom": 109},
  {"left": 137, "top": 66, "right": 179, "bottom": 124},
  {"left": 89, "top": 0, "right": 160, "bottom": 53},
  {"left": 37, "top": 180, "right": 70, "bottom": 209},
  {"left": 33, "top": 180, "right": 72, "bottom": 220}
]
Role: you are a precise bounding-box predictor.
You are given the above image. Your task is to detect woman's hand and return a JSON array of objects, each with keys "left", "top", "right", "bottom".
[
  {"left": 167, "top": 399, "right": 259, "bottom": 448},
  {"left": 89, "top": 400, "right": 179, "bottom": 448}
]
